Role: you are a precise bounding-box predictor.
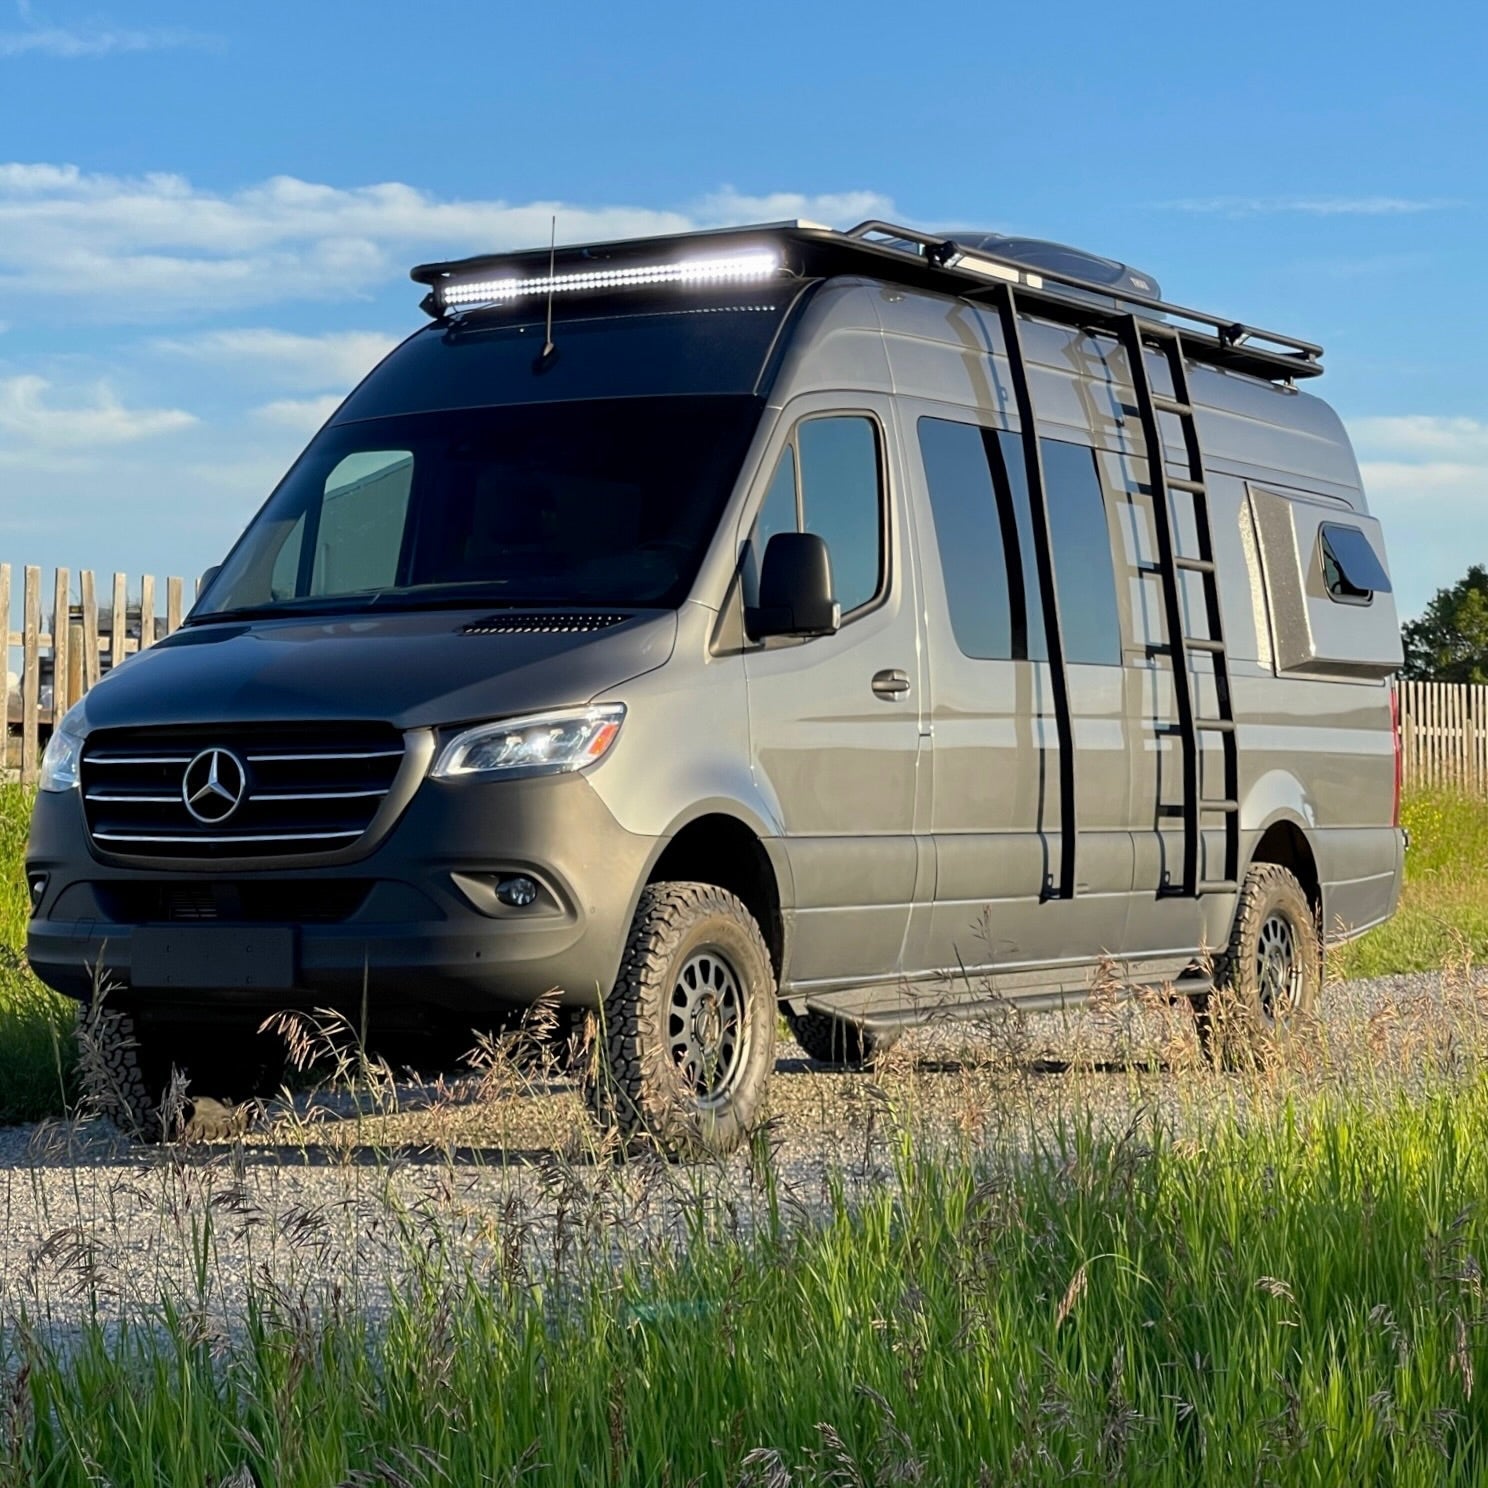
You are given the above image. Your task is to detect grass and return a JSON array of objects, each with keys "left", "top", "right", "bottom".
[
  {"left": 2, "top": 780, "right": 1488, "bottom": 1482},
  {"left": 1331, "top": 789, "right": 1488, "bottom": 979},
  {"left": 0, "top": 783, "right": 74, "bottom": 1125},
  {"left": 6, "top": 1080, "right": 1488, "bottom": 1483}
]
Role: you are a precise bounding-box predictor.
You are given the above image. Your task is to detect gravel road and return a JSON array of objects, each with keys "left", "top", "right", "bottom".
[{"left": 2, "top": 968, "right": 1481, "bottom": 1335}]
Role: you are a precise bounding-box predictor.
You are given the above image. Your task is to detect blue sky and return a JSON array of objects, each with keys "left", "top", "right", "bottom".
[{"left": 0, "top": 0, "right": 1484, "bottom": 618}]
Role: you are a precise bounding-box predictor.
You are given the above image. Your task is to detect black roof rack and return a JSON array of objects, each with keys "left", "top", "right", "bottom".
[{"left": 411, "top": 218, "right": 1324, "bottom": 385}]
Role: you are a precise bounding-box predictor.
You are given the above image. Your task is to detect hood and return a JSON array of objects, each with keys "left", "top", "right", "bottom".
[{"left": 73, "top": 608, "right": 677, "bottom": 734}]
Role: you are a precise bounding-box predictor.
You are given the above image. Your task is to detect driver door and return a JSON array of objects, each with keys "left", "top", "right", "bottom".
[{"left": 742, "top": 396, "right": 928, "bottom": 992}]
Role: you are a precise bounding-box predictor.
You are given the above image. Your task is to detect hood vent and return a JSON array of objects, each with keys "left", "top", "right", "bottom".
[{"left": 460, "top": 612, "right": 631, "bottom": 636}]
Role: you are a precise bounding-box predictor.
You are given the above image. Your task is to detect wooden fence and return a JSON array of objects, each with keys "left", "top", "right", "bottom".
[
  {"left": 4, "top": 563, "right": 187, "bottom": 784},
  {"left": 4, "top": 559, "right": 1486, "bottom": 796},
  {"left": 1396, "top": 679, "right": 1488, "bottom": 795}
]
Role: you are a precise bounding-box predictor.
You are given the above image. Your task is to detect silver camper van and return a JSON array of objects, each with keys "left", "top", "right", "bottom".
[{"left": 26, "top": 220, "right": 1405, "bottom": 1152}]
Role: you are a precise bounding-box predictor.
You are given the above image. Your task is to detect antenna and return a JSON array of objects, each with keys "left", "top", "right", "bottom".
[{"left": 539, "top": 215, "right": 558, "bottom": 365}]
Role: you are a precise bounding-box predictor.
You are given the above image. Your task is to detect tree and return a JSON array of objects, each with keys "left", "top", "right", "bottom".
[{"left": 1401, "top": 564, "right": 1488, "bottom": 682}]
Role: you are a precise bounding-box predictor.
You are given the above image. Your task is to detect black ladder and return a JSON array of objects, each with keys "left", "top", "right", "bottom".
[
  {"left": 1118, "top": 316, "right": 1239, "bottom": 898},
  {"left": 992, "top": 282, "right": 1077, "bottom": 901}
]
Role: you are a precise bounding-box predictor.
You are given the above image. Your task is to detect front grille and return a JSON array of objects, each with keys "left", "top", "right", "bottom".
[
  {"left": 96, "top": 880, "right": 372, "bottom": 924},
  {"left": 81, "top": 723, "right": 405, "bottom": 860}
]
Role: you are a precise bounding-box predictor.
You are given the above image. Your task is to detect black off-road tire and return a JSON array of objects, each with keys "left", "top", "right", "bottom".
[
  {"left": 785, "top": 1009, "right": 901, "bottom": 1070},
  {"left": 76, "top": 1002, "right": 285, "bottom": 1142},
  {"left": 590, "top": 882, "right": 777, "bottom": 1159},
  {"left": 1195, "top": 862, "right": 1321, "bottom": 1069},
  {"left": 76, "top": 1002, "right": 171, "bottom": 1141}
]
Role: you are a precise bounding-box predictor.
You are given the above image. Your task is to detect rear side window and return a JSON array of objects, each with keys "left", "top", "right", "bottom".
[
  {"left": 1041, "top": 440, "right": 1121, "bottom": 666},
  {"left": 1320, "top": 523, "right": 1391, "bottom": 604},
  {"left": 918, "top": 418, "right": 1022, "bottom": 659},
  {"left": 750, "top": 415, "right": 885, "bottom": 618},
  {"left": 916, "top": 419, "right": 1120, "bottom": 666}
]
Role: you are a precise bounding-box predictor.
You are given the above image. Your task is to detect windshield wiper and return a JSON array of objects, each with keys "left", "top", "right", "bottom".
[{"left": 184, "top": 594, "right": 384, "bottom": 625}]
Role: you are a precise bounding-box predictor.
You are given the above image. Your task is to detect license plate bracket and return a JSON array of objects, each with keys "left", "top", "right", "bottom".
[{"left": 131, "top": 927, "right": 296, "bottom": 991}]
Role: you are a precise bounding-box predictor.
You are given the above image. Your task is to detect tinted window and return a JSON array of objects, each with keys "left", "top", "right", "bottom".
[
  {"left": 1320, "top": 523, "right": 1390, "bottom": 602},
  {"left": 797, "top": 417, "right": 883, "bottom": 613},
  {"left": 997, "top": 431, "right": 1047, "bottom": 661},
  {"left": 198, "top": 396, "right": 763, "bottom": 616},
  {"left": 338, "top": 289, "right": 795, "bottom": 422},
  {"left": 1041, "top": 439, "right": 1121, "bottom": 665},
  {"left": 310, "top": 453, "right": 413, "bottom": 596},
  {"left": 744, "top": 446, "right": 799, "bottom": 608},
  {"left": 920, "top": 428, "right": 1120, "bottom": 665},
  {"left": 918, "top": 418, "right": 1015, "bottom": 659},
  {"left": 756, "top": 446, "right": 799, "bottom": 553}
]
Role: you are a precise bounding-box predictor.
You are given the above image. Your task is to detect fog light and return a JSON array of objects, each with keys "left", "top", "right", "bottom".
[
  {"left": 495, "top": 875, "right": 538, "bottom": 908},
  {"left": 28, "top": 873, "right": 48, "bottom": 913}
]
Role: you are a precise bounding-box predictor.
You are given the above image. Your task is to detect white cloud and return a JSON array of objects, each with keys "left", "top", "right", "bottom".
[
  {"left": 1346, "top": 416, "right": 1488, "bottom": 614},
  {"left": 1162, "top": 195, "right": 1460, "bottom": 217},
  {"left": 0, "top": 164, "right": 897, "bottom": 319},
  {"left": 0, "top": 7, "right": 213, "bottom": 58},
  {"left": 251, "top": 395, "right": 342, "bottom": 432},
  {"left": 0, "top": 373, "right": 196, "bottom": 445},
  {"left": 1349, "top": 415, "right": 1488, "bottom": 463},
  {"left": 155, "top": 328, "right": 400, "bottom": 391}
]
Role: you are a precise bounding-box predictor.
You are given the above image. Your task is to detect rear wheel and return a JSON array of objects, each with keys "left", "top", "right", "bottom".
[
  {"left": 590, "top": 882, "right": 777, "bottom": 1159},
  {"left": 76, "top": 1001, "right": 285, "bottom": 1141},
  {"left": 786, "top": 1009, "right": 901, "bottom": 1070},
  {"left": 1195, "top": 862, "right": 1321, "bottom": 1068}
]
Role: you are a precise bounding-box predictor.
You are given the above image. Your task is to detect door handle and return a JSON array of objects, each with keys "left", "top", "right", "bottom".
[{"left": 872, "top": 668, "right": 911, "bottom": 699}]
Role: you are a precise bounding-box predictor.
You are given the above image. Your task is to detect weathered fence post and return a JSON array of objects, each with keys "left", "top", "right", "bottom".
[{"left": 20, "top": 566, "right": 41, "bottom": 785}]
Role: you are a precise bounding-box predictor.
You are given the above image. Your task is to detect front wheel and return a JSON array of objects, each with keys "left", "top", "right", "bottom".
[
  {"left": 76, "top": 1001, "right": 285, "bottom": 1141},
  {"left": 1195, "top": 862, "right": 1321, "bottom": 1068},
  {"left": 590, "top": 882, "right": 777, "bottom": 1159}
]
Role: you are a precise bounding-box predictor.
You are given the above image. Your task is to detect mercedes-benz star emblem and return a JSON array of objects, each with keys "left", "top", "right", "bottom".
[{"left": 181, "top": 748, "right": 248, "bottom": 824}]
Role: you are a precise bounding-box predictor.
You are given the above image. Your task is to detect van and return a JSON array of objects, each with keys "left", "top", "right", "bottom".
[{"left": 25, "top": 219, "right": 1406, "bottom": 1152}]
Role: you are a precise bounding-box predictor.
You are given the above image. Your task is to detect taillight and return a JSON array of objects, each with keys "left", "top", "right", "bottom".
[{"left": 1389, "top": 684, "right": 1403, "bottom": 829}]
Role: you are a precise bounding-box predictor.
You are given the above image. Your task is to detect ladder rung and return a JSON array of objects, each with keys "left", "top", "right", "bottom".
[
  {"left": 1152, "top": 395, "right": 1194, "bottom": 416},
  {"left": 1196, "top": 879, "right": 1239, "bottom": 895},
  {"left": 1174, "top": 556, "right": 1215, "bottom": 574},
  {"left": 1196, "top": 717, "right": 1236, "bottom": 734},
  {"left": 1165, "top": 475, "right": 1206, "bottom": 495},
  {"left": 1140, "top": 321, "right": 1181, "bottom": 343}
]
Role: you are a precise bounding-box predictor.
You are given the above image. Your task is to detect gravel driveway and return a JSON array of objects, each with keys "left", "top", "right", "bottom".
[{"left": 2, "top": 968, "right": 1481, "bottom": 1336}]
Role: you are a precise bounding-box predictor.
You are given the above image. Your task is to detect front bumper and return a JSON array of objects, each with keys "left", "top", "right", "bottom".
[{"left": 25, "top": 771, "right": 657, "bottom": 1019}]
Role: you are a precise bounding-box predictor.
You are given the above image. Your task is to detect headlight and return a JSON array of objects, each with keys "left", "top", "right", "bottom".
[
  {"left": 39, "top": 727, "right": 83, "bottom": 793},
  {"left": 431, "top": 705, "right": 625, "bottom": 781}
]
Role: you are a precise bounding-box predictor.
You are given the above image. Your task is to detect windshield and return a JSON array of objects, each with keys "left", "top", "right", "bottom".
[{"left": 196, "top": 396, "right": 763, "bottom": 618}]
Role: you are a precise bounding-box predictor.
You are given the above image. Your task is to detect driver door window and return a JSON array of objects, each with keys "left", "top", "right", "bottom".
[{"left": 749, "top": 416, "right": 884, "bottom": 618}]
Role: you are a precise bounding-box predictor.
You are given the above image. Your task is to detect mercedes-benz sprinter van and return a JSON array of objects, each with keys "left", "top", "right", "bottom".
[{"left": 26, "top": 219, "right": 1405, "bottom": 1153}]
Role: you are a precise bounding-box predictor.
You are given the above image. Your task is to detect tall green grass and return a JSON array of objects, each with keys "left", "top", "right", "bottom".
[
  {"left": 7, "top": 1083, "right": 1488, "bottom": 1484},
  {"left": 1331, "top": 789, "right": 1488, "bottom": 979},
  {"left": 0, "top": 783, "right": 73, "bottom": 1123}
]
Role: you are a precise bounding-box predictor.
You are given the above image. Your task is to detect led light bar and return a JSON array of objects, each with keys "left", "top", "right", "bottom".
[{"left": 436, "top": 249, "right": 781, "bottom": 309}]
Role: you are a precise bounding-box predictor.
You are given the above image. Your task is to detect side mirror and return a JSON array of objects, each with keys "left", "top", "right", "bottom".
[
  {"left": 745, "top": 531, "right": 841, "bottom": 641},
  {"left": 196, "top": 565, "right": 222, "bottom": 600}
]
